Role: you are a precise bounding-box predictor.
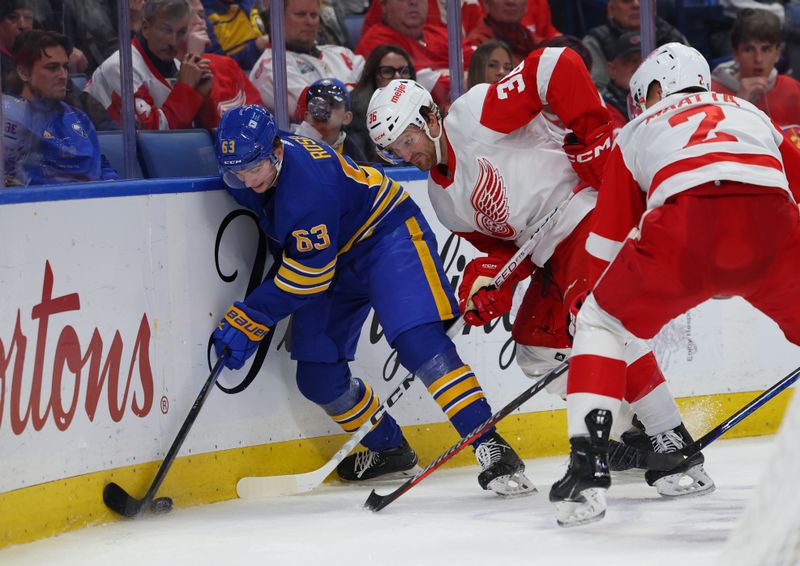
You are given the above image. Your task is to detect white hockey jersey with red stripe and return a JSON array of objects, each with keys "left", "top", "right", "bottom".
[
  {"left": 427, "top": 47, "right": 612, "bottom": 266},
  {"left": 86, "top": 37, "right": 205, "bottom": 130},
  {"left": 586, "top": 90, "right": 800, "bottom": 274}
]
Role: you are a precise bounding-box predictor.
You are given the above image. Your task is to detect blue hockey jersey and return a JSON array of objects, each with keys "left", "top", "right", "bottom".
[
  {"left": 227, "top": 134, "right": 420, "bottom": 324},
  {"left": 3, "top": 95, "right": 118, "bottom": 186}
]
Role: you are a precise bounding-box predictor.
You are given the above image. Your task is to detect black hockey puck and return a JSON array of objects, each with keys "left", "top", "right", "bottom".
[{"left": 150, "top": 497, "right": 174, "bottom": 514}]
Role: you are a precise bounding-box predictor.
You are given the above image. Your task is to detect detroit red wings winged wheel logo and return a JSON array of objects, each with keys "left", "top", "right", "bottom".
[{"left": 470, "top": 157, "right": 516, "bottom": 238}]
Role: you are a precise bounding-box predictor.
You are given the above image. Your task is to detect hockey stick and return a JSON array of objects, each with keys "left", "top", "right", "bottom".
[
  {"left": 607, "top": 364, "right": 800, "bottom": 472},
  {"left": 103, "top": 354, "right": 227, "bottom": 518},
  {"left": 236, "top": 232, "right": 543, "bottom": 499},
  {"left": 364, "top": 361, "right": 569, "bottom": 512}
]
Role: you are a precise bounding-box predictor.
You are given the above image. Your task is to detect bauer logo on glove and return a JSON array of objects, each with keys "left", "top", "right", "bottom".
[
  {"left": 223, "top": 306, "right": 270, "bottom": 340},
  {"left": 213, "top": 302, "right": 273, "bottom": 370}
]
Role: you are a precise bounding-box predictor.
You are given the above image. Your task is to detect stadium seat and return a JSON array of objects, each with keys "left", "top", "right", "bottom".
[
  {"left": 675, "top": 0, "right": 723, "bottom": 59},
  {"left": 97, "top": 130, "right": 144, "bottom": 179},
  {"left": 137, "top": 129, "right": 219, "bottom": 178},
  {"left": 69, "top": 73, "right": 87, "bottom": 92},
  {"left": 344, "top": 14, "right": 365, "bottom": 49}
]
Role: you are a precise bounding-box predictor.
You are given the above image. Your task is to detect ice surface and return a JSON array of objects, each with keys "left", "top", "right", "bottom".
[{"left": 0, "top": 437, "right": 771, "bottom": 566}]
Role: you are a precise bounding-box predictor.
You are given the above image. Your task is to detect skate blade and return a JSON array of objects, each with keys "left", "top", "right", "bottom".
[
  {"left": 339, "top": 465, "right": 422, "bottom": 486},
  {"left": 486, "top": 472, "right": 538, "bottom": 498},
  {"left": 655, "top": 465, "right": 716, "bottom": 499},
  {"left": 555, "top": 488, "right": 607, "bottom": 528}
]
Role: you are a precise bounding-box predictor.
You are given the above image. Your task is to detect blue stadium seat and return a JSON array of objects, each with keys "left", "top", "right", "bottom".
[
  {"left": 344, "top": 14, "right": 365, "bottom": 49},
  {"left": 675, "top": 0, "right": 723, "bottom": 59},
  {"left": 69, "top": 73, "right": 87, "bottom": 92},
  {"left": 137, "top": 129, "right": 219, "bottom": 178},
  {"left": 97, "top": 130, "right": 144, "bottom": 179}
]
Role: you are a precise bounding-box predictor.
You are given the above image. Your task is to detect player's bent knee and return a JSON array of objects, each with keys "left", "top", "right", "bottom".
[
  {"left": 295, "top": 361, "right": 352, "bottom": 405},
  {"left": 393, "top": 321, "right": 454, "bottom": 374}
]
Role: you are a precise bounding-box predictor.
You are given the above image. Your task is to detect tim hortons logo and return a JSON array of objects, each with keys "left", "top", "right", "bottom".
[
  {"left": 0, "top": 261, "right": 154, "bottom": 434},
  {"left": 470, "top": 157, "right": 516, "bottom": 239}
]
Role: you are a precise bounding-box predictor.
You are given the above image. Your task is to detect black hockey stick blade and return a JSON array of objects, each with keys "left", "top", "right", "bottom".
[
  {"left": 606, "top": 364, "right": 800, "bottom": 472},
  {"left": 103, "top": 355, "right": 226, "bottom": 519},
  {"left": 364, "top": 362, "right": 569, "bottom": 512},
  {"left": 103, "top": 482, "right": 145, "bottom": 518},
  {"left": 103, "top": 482, "right": 175, "bottom": 518}
]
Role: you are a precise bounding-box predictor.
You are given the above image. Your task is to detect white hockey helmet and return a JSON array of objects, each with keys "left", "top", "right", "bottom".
[
  {"left": 629, "top": 42, "right": 711, "bottom": 114},
  {"left": 367, "top": 79, "right": 441, "bottom": 164}
]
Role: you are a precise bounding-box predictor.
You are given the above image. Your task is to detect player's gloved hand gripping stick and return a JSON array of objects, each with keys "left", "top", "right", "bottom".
[{"left": 236, "top": 231, "right": 542, "bottom": 499}]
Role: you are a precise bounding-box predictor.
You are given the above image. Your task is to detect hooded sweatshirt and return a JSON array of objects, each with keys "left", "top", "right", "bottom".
[{"left": 711, "top": 60, "right": 800, "bottom": 129}]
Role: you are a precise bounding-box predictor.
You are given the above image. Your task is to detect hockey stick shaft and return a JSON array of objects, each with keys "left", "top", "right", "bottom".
[
  {"left": 364, "top": 361, "right": 569, "bottom": 512},
  {"left": 608, "top": 364, "right": 800, "bottom": 471},
  {"left": 103, "top": 354, "right": 227, "bottom": 517},
  {"left": 236, "top": 235, "right": 540, "bottom": 498}
]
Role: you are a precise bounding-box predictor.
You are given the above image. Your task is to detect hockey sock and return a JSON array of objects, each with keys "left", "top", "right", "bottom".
[
  {"left": 297, "top": 361, "right": 403, "bottom": 451},
  {"left": 416, "top": 346, "right": 493, "bottom": 439},
  {"left": 624, "top": 351, "right": 681, "bottom": 435}
]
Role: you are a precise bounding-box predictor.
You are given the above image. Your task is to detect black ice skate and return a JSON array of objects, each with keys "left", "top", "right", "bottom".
[
  {"left": 644, "top": 423, "right": 715, "bottom": 498},
  {"left": 474, "top": 432, "right": 536, "bottom": 497},
  {"left": 609, "top": 416, "right": 649, "bottom": 472},
  {"left": 337, "top": 438, "right": 420, "bottom": 482},
  {"left": 549, "top": 409, "right": 612, "bottom": 527}
]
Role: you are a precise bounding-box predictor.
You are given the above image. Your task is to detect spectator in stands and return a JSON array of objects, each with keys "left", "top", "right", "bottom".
[
  {"left": 583, "top": 0, "right": 688, "bottom": 88},
  {"left": 361, "top": 0, "right": 559, "bottom": 41},
  {"left": 348, "top": 44, "right": 415, "bottom": 162},
  {"left": 355, "top": 0, "right": 449, "bottom": 105},
  {"left": 545, "top": 34, "right": 593, "bottom": 70},
  {"left": 53, "top": 0, "right": 118, "bottom": 75},
  {"left": 187, "top": 0, "right": 264, "bottom": 128},
  {"left": 249, "top": 0, "right": 364, "bottom": 121},
  {"left": 464, "top": 0, "right": 540, "bottom": 65},
  {"left": 3, "top": 30, "right": 118, "bottom": 185},
  {"left": 466, "top": 39, "right": 513, "bottom": 89},
  {"left": 87, "top": 0, "right": 214, "bottom": 130},
  {"left": 294, "top": 77, "right": 366, "bottom": 161},
  {"left": 0, "top": 0, "right": 34, "bottom": 90},
  {"left": 204, "top": 0, "right": 269, "bottom": 71},
  {"left": 317, "top": 0, "right": 350, "bottom": 47},
  {"left": 712, "top": 8, "right": 800, "bottom": 128},
  {"left": 601, "top": 31, "right": 641, "bottom": 129}
]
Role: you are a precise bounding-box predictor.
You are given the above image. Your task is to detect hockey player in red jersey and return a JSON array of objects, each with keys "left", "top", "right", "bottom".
[
  {"left": 550, "top": 42, "right": 800, "bottom": 527},
  {"left": 366, "top": 46, "right": 714, "bottom": 495}
]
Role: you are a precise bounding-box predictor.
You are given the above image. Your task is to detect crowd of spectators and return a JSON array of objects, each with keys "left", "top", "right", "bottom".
[{"left": 2, "top": 0, "right": 800, "bottom": 187}]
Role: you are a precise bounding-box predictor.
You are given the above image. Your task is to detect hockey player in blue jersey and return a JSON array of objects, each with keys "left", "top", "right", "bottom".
[{"left": 211, "top": 104, "right": 534, "bottom": 495}]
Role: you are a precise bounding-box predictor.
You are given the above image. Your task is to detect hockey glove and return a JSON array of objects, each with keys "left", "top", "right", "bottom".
[
  {"left": 563, "top": 125, "right": 613, "bottom": 188},
  {"left": 567, "top": 290, "right": 589, "bottom": 341},
  {"left": 458, "top": 255, "right": 534, "bottom": 326},
  {"left": 212, "top": 302, "right": 272, "bottom": 370}
]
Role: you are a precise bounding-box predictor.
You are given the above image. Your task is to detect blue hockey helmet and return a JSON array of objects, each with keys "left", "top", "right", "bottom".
[{"left": 216, "top": 105, "right": 280, "bottom": 174}]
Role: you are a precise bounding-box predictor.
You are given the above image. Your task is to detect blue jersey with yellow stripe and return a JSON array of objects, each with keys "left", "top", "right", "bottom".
[{"left": 228, "top": 134, "right": 420, "bottom": 326}]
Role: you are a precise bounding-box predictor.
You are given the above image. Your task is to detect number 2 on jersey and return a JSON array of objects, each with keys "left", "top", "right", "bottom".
[{"left": 668, "top": 105, "right": 738, "bottom": 148}]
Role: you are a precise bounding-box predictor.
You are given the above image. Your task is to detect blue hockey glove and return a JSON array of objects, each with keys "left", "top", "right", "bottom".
[{"left": 212, "top": 302, "right": 272, "bottom": 370}]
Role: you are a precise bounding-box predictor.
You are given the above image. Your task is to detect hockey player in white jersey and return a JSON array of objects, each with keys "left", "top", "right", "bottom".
[
  {"left": 366, "top": 46, "right": 715, "bottom": 496},
  {"left": 550, "top": 43, "right": 800, "bottom": 527}
]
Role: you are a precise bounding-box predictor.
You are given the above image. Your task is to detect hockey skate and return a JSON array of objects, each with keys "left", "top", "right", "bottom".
[
  {"left": 644, "top": 424, "right": 715, "bottom": 498},
  {"left": 549, "top": 409, "right": 612, "bottom": 527},
  {"left": 474, "top": 432, "right": 536, "bottom": 497},
  {"left": 609, "top": 417, "right": 649, "bottom": 472},
  {"left": 337, "top": 438, "right": 420, "bottom": 482}
]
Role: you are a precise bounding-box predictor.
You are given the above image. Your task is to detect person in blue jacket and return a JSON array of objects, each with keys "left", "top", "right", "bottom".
[
  {"left": 3, "top": 30, "right": 118, "bottom": 186},
  {"left": 211, "top": 104, "right": 534, "bottom": 495}
]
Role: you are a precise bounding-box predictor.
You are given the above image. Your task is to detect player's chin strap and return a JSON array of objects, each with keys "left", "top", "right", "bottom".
[{"left": 423, "top": 115, "right": 444, "bottom": 165}]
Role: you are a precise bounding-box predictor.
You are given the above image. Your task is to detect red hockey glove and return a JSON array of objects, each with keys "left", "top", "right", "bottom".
[
  {"left": 563, "top": 125, "right": 613, "bottom": 188},
  {"left": 458, "top": 255, "right": 533, "bottom": 326},
  {"left": 567, "top": 290, "right": 590, "bottom": 340}
]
